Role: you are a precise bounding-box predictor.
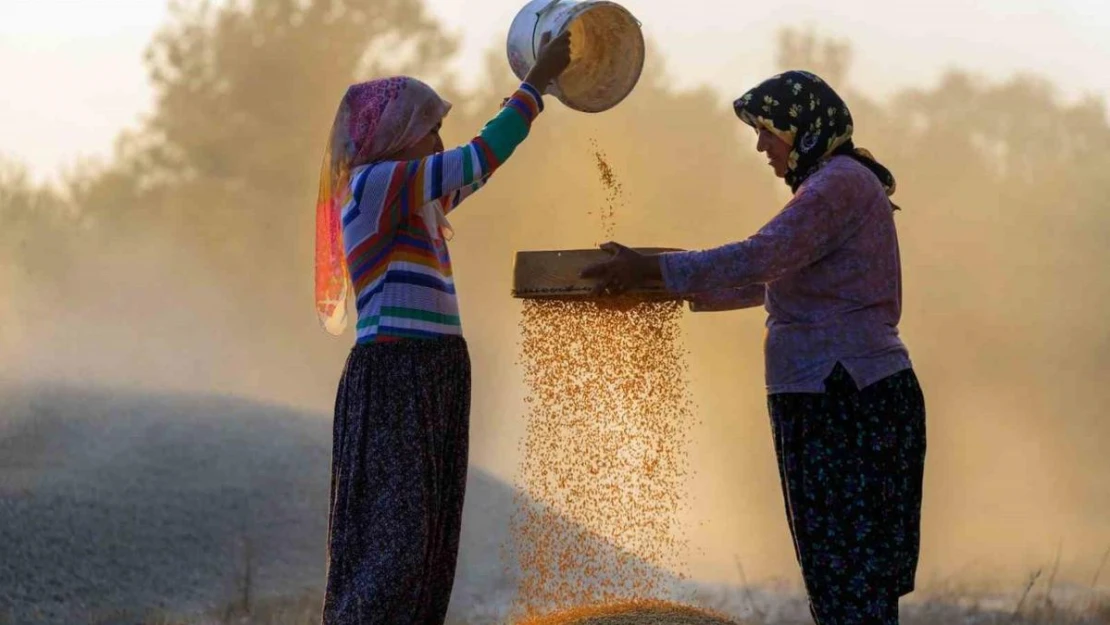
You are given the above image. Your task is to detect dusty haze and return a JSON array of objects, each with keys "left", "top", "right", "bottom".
[{"left": 1, "top": 0, "right": 1108, "bottom": 602}]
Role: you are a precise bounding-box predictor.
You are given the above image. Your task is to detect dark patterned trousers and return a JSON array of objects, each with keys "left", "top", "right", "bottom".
[
  {"left": 322, "top": 336, "right": 471, "bottom": 625},
  {"left": 768, "top": 363, "right": 926, "bottom": 625}
]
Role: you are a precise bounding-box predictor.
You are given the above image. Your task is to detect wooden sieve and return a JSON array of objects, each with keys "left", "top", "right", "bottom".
[{"left": 511, "top": 247, "right": 684, "bottom": 300}]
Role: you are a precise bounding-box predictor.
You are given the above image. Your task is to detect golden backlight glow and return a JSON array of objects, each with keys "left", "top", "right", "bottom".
[{"left": 1, "top": 0, "right": 1108, "bottom": 621}]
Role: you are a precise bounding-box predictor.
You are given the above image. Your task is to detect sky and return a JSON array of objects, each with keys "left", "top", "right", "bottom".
[{"left": 2, "top": 0, "right": 1109, "bottom": 181}]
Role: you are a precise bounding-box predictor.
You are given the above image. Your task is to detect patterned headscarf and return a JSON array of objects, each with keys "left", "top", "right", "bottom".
[
  {"left": 315, "top": 77, "right": 451, "bottom": 335},
  {"left": 733, "top": 70, "right": 897, "bottom": 202}
]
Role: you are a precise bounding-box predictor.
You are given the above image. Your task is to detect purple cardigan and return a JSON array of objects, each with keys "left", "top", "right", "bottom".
[{"left": 659, "top": 155, "right": 913, "bottom": 395}]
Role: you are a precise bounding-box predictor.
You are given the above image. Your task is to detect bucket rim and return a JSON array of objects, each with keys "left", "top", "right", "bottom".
[
  {"left": 552, "top": 1, "right": 646, "bottom": 113},
  {"left": 506, "top": 0, "right": 647, "bottom": 113}
]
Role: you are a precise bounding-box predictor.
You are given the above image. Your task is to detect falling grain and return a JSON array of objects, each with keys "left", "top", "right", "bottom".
[
  {"left": 507, "top": 138, "right": 703, "bottom": 622},
  {"left": 589, "top": 139, "right": 624, "bottom": 240},
  {"left": 509, "top": 297, "right": 696, "bottom": 620}
]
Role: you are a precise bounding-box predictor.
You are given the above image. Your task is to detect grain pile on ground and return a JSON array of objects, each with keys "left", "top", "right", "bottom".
[
  {"left": 516, "top": 599, "right": 740, "bottom": 625},
  {"left": 0, "top": 385, "right": 334, "bottom": 624},
  {"left": 0, "top": 385, "right": 539, "bottom": 624}
]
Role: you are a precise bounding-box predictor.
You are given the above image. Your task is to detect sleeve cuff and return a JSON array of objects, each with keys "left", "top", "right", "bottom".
[
  {"left": 520, "top": 82, "right": 545, "bottom": 109},
  {"left": 659, "top": 250, "right": 699, "bottom": 294},
  {"left": 504, "top": 83, "right": 544, "bottom": 125},
  {"left": 688, "top": 297, "right": 712, "bottom": 313}
]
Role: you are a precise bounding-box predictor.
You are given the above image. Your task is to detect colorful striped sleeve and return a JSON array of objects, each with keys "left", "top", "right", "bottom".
[
  {"left": 379, "top": 81, "right": 545, "bottom": 217},
  {"left": 442, "top": 179, "right": 488, "bottom": 214}
]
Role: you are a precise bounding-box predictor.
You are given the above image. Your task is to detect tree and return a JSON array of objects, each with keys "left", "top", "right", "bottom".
[
  {"left": 136, "top": 0, "right": 457, "bottom": 279},
  {"left": 774, "top": 28, "right": 852, "bottom": 87},
  {"left": 0, "top": 0, "right": 462, "bottom": 406},
  {"left": 0, "top": 157, "right": 73, "bottom": 298}
]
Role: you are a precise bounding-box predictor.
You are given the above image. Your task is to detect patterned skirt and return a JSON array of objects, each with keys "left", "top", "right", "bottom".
[
  {"left": 322, "top": 336, "right": 471, "bottom": 625},
  {"left": 768, "top": 363, "right": 926, "bottom": 625}
]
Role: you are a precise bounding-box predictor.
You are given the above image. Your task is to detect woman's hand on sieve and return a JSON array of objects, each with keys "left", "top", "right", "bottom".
[
  {"left": 525, "top": 30, "right": 573, "bottom": 89},
  {"left": 579, "top": 242, "right": 663, "bottom": 296}
]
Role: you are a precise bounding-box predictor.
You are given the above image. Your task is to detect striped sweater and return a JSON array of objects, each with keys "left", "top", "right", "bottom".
[{"left": 341, "top": 82, "right": 544, "bottom": 343}]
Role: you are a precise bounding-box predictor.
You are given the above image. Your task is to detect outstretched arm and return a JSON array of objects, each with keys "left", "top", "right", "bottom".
[
  {"left": 659, "top": 175, "right": 866, "bottom": 294},
  {"left": 579, "top": 170, "right": 867, "bottom": 299}
]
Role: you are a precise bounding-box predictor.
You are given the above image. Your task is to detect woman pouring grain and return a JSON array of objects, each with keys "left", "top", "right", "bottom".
[
  {"left": 313, "top": 32, "right": 571, "bottom": 625},
  {"left": 580, "top": 70, "right": 926, "bottom": 625}
]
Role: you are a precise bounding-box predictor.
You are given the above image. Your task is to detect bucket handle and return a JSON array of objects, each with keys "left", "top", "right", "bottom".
[{"left": 530, "top": 0, "right": 563, "bottom": 57}]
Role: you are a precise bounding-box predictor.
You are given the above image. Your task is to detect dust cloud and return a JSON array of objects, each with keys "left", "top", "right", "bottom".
[{"left": 0, "top": 0, "right": 1107, "bottom": 608}]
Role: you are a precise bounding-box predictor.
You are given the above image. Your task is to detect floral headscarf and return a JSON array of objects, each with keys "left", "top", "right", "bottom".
[
  {"left": 733, "top": 70, "right": 897, "bottom": 201},
  {"left": 315, "top": 77, "right": 451, "bottom": 335}
]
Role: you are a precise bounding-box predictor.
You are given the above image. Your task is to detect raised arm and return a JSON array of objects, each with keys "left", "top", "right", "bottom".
[
  {"left": 352, "top": 30, "right": 571, "bottom": 227},
  {"left": 364, "top": 82, "right": 544, "bottom": 220},
  {"left": 438, "top": 94, "right": 535, "bottom": 212}
]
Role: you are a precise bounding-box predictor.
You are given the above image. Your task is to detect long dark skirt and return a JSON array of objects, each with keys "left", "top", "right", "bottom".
[
  {"left": 322, "top": 336, "right": 471, "bottom": 625},
  {"left": 768, "top": 363, "right": 926, "bottom": 625}
]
